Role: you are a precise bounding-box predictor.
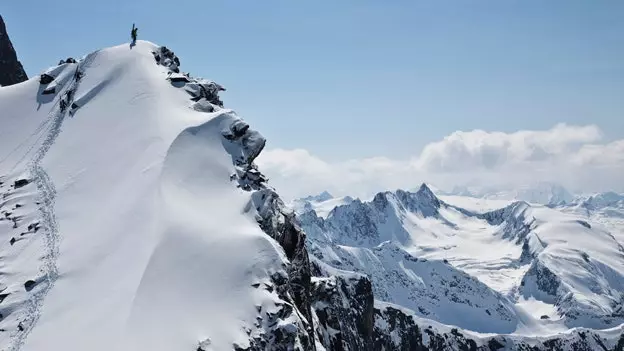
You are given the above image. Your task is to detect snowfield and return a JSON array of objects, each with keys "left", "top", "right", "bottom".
[{"left": 0, "top": 41, "right": 308, "bottom": 351}]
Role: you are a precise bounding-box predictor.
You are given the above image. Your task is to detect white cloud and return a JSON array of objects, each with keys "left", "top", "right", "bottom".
[
  {"left": 415, "top": 124, "right": 602, "bottom": 172},
  {"left": 256, "top": 124, "right": 624, "bottom": 200}
]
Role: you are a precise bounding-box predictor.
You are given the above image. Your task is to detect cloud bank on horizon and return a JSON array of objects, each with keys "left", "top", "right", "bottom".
[{"left": 257, "top": 124, "right": 624, "bottom": 200}]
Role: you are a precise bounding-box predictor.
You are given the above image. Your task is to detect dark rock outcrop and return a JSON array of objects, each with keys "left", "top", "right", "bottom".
[
  {"left": 0, "top": 15, "right": 27, "bottom": 87},
  {"left": 24, "top": 280, "right": 37, "bottom": 292},
  {"left": 216, "top": 89, "right": 315, "bottom": 351},
  {"left": 39, "top": 73, "right": 54, "bottom": 85},
  {"left": 480, "top": 201, "right": 535, "bottom": 244},
  {"left": 310, "top": 266, "right": 374, "bottom": 350},
  {"left": 13, "top": 178, "right": 30, "bottom": 188},
  {"left": 522, "top": 260, "right": 560, "bottom": 297},
  {"left": 374, "top": 303, "right": 624, "bottom": 351}
]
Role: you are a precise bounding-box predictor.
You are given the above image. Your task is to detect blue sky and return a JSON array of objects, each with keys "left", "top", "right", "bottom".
[{"left": 3, "top": 1, "right": 623, "bottom": 165}]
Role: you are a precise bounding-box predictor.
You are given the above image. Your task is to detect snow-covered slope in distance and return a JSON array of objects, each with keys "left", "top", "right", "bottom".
[
  {"left": 290, "top": 192, "right": 355, "bottom": 219},
  {"left": 557, "top": 191, "right": 624, "bottom": 255},
  {"left": 296, "top": 184, "right": 624, "bottom": 338},
  {"left": 443, "top": 182, "right": 576, "bottom": 206},
  {"left": 0, "top": 41, "right": 309, "bottom": 351}
]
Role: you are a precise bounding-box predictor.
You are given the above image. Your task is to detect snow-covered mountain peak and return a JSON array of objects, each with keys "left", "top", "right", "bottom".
[
  {"left": 416, "top": 182, "right": 436, "bottom": 197},
  {"left": 301, "top": 191, "right": 333, "bottom": 203},
  {"left": 0, "top": 40, "right": 317, "bottom": 351},
  {"left": 580, "top": 191, "right": 624, "bottom": 210}
]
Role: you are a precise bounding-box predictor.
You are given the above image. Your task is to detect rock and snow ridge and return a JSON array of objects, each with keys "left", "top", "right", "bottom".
[
  {"left": 296, "top": 184, "right": 624, "bottom": 349},
  {"left": 0, "top": 40, "right": 324, "bottom": 351}
]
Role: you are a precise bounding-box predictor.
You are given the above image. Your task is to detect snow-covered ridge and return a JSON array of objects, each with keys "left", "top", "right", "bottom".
[{"left": 0, "top": 40, "right": 315, "bottom": 351}]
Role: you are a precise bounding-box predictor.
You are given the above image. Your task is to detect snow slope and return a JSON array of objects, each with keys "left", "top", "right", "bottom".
[
  {"left": 297, "top": 184, "right": 624, "bottom": 338},
  {"left": 0, "top": 41, "right": 309, "bottom": 351}
]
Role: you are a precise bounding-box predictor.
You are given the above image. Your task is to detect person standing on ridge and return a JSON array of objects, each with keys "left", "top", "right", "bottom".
[{"left": 131, "top": 24, "right": 138, "bottom": 44}]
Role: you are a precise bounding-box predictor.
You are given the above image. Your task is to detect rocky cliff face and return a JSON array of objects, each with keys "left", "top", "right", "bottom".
[
  {"left": 310, "top": 260, "right": 375, "bottom": 351},
  {"left": 307, "top": 269, "right": 624, "bottom": 350},
  {"left": 374, "top": 303, "right": 624, "bottom": 351},
  {"left": 0, "top": 15, "right": 27, "bottom": 86}
]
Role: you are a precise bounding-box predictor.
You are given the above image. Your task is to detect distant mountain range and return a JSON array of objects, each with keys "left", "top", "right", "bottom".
[{"left": 293, "top": 184, "right": 624, "bottom": 349}]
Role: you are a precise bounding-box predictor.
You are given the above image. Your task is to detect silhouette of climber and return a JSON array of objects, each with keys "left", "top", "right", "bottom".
[{"left": 131, "top": 24, "right": 138, "bottom": 44}]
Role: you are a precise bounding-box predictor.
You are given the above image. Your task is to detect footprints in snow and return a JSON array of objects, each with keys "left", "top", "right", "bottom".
[{"left": 0, "top": 53, "right": 96, "bottom": 344}]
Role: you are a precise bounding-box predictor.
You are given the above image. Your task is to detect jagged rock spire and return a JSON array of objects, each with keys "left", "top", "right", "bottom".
[{"left": 0, "top": 15, "right": 28, "bottom": 86}]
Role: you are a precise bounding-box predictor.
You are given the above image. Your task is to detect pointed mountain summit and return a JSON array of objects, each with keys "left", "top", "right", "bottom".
[{"left": 416, "top": 183, "right": 438, "bottom": 201}]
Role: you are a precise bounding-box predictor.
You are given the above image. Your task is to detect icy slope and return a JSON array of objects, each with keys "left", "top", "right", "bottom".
[
  {"left": 297, "top": 184, "right": 624, "bottom": 337},
  {"left": 0, "top": 41, "right": 311, "bottom": 350}
]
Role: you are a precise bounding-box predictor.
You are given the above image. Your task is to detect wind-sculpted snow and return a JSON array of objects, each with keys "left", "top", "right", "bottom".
[{"left": 0, "top": 41, "right": 316, "bottom": 351}]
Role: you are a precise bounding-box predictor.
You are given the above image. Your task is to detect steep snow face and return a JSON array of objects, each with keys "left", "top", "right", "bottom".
[
  {"left": 0, "top": 41, "right": 309, "bottom": 351},
  {"left": 297, "top": 185, "right": 624, "bottom": 336}
]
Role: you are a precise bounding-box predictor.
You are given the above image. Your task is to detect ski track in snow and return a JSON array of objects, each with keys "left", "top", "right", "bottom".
[{"left": 8, "top": 52, "right": 98, "bottom": 351}]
